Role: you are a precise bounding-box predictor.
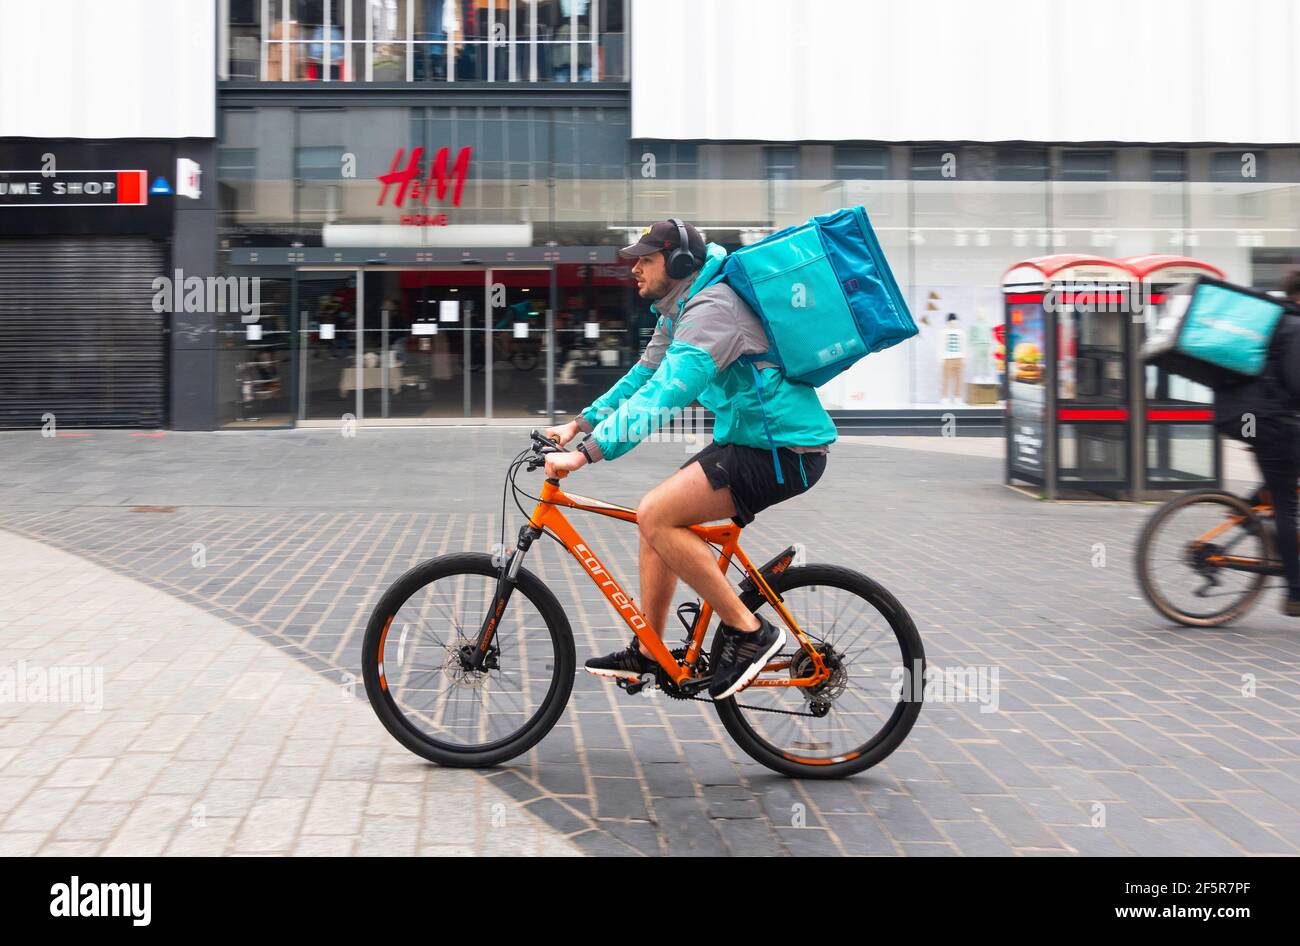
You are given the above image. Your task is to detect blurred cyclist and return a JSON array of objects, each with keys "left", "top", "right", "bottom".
[{"left": 1214, "top": 270, "right": 1300, "bottom": 615}]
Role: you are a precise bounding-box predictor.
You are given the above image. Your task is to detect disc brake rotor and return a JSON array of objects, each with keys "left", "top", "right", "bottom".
[{"left": 789, "top": 644, "right": 846, "bottom": 705}]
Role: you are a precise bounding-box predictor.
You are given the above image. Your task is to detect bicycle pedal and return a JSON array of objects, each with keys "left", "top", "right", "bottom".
[{"left": 616, "top": 673, "right": 658, "bottom": 697}]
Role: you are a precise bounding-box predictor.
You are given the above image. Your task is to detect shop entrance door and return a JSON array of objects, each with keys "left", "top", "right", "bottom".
[
  {"left": 296, "top": 266, "right": 552, "bottom": 424},
  {"left": 361, "top": 268, "right": 482, "bottom": 420}
]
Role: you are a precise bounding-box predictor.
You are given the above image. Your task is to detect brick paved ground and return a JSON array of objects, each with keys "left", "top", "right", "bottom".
[
  {"left": 1, "top": 426, "right": 1298, "bottom": 856},
  {"left": 0, "top": 529, "right": 579, "bottom": 856}
]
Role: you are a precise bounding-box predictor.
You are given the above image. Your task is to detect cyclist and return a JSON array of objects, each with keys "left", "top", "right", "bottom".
[
  {"left": 543, "top": 220, "right": 837, "bottom": 699},
  {"left": 1214, "top": 271, "right": 1300, "bottom": 615}
]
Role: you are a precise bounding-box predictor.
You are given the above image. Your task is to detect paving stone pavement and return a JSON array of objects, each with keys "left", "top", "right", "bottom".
[
  {"left": 0, "top": 529, "right": 580, "bottom": 856},
  {"left": 1, "top": 426, "right": 1298, "bottom": 857}
]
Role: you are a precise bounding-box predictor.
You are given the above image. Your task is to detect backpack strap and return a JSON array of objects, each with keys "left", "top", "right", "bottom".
[{"left": 746, "top": 357, "right": 785, "bottom": 486}]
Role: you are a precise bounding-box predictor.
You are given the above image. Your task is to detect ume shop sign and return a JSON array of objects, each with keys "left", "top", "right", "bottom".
[
  {"left": 377, "top": 146, "right": 472, "bottom": 226},
  {"left": 0, "top": 169, "right": 148, "bottom": 207}
]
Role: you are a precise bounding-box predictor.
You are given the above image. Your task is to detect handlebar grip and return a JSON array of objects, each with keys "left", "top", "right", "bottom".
[{"left": 530, "top": 428, "right": 561, "bottom": 451}]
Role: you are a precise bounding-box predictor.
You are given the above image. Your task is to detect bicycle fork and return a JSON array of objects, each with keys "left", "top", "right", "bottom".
[{"left": 463, "top": 523, "right": 543, "bottom": 673}]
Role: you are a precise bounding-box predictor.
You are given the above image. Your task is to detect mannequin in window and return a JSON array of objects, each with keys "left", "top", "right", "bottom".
[{"left": 940, "top": 312, "right": 965, "bottom": 404}]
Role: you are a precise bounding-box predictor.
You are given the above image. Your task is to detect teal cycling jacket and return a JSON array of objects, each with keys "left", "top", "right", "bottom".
[{"left": 574, "top": 243, "right": 837, "bottom": 467}]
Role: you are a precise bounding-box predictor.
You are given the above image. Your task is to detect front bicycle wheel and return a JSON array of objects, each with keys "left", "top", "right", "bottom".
[
  {"left": 1135, "top": 489, "right": 1273, "bottom": 627},
  {"left": 712, "top": 564, "right": 924, "bottom": 779},
  {"left": 361, "top": 552, "right": 575, "bottom": 767}
]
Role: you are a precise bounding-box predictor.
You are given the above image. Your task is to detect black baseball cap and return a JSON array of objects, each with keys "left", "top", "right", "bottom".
[{"left": 619, "top": 220, "right": 705, "bottom": 261}]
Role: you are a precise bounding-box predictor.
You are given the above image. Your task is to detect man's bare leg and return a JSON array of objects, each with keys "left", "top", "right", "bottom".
[
  {"left": 637, "top": 461, "right": 762, "bottom": 635},
  {"left": 636, "top": 532, "right": 678, "bottom": 658}
]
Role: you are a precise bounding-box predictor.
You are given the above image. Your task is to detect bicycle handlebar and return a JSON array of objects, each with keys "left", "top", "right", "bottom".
[
  {"left": 526, "top": 429, "right": 563, "bottom": 471},
  {"left": 530, "top": 429, "right": 561, "bottom": 451}
]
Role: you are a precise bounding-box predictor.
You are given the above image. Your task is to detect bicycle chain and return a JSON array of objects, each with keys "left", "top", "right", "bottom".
[
  {"left": 683, "top": 693, "right": 817, "bottom": 717},
  {"left": 674, "top": 650, "right": 820, "bottom": 718}
]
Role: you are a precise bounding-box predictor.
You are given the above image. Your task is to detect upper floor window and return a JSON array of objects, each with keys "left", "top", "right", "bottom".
[
  {"left": 1058, "top": 149, "right": 1116, "bottom": 181},
  {"left": 1211, "top": 149, "right": 1269, "bottom": 182},
  {"left": 1151, "top": 149, "right": 1186, "bottom": 182},
  {"left": 994, "top": 146, "right": 1048, "bottom": 181},
  {"left": 834, "top": 145, "right": 890, "bottom": 180},
  {"left": 221, "top": 0, "right": 629, "bottom": 83}
]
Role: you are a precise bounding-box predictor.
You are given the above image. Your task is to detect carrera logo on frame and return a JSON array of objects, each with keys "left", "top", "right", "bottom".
[
  {"left": 0, "top": 169, "right": 148, "bottom": 207},
  {"left": 376, "top": 146, "right": 472, "bottom": 226}
]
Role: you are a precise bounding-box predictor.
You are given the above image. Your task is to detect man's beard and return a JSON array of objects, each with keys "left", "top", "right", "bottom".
[{"left": 640, "top": 276, "right": 672, "bottom": 300}]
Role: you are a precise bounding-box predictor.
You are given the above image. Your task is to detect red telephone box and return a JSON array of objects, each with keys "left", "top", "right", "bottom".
[
  {"left": 1004, "top": 256, "right": 1136, "bottom": 497},
  {"left": 1003, "top": 254, "right": 1225, "bottom": 499},
  {"left": 1122, "top": 255, "right": 1226, "bottom": 492}
]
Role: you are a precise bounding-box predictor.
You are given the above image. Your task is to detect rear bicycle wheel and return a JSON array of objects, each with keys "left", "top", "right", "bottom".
[
  {"left": 1135, "top": 489, "right": 1273, "bottom": 627},
  {"left": 711, "top": 564, "right": 924, "bottom": 779},
  {"left": 361, "top": 552, "right": 575, "bottom": 767}
]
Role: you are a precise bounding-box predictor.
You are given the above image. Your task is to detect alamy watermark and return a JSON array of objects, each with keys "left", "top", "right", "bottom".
[
  {"left": 0, "top": 660, "right": 103, "bottom": 712},
  {"left": 1042, "top": 281, "right": 1166, "bottom": 321},
  {"left": 891, "top": 661, "right": 1001, "bottom": 713},
  {"left": 152, "top": 269, "right": 261, "bottom": 323},
  {"left": 50, "top": 877, "right": 150, "bottom": 926}
]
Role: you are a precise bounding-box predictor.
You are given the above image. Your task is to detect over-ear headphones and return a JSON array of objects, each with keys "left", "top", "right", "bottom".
[{"left": 664, "top": 217, "right": 700, "bottom": 280}]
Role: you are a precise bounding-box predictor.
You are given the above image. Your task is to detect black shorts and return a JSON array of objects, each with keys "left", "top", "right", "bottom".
[{"left": 680, "top": 440, "right": 827, "bottom": 527}]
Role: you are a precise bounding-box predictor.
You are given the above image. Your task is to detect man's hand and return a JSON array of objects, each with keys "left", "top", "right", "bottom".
[
  {"left": 544, "top": 450, "right": 588, "bottom": 479},
  {"left": 543, "top": 420, "right": 580, "bottom": 447}
]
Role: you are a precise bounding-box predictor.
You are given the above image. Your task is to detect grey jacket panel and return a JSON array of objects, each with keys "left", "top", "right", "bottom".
[
  {"left": 639, "top": 318, "right": 673, "bottom": 371},
  {"left": 674, "top": 281, "right": 771, "bottom": 373}
]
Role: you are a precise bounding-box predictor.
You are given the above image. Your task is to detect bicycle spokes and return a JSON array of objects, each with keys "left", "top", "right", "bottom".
[
  {"left": 1137, "top": 493, "right": 1272, "bottom": 626},
  {"left": 379, "top": 570, "right": 556, "bottom": 750},
  {"left": 728, "top": 580, "right": 912, "bottom": 762}
]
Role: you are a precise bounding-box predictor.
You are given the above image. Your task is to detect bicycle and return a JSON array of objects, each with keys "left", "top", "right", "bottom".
[
  {"left": 1135, "top": 487, "right": 1288, "bottom": 626},
  {"left": 361, "top": 430, "right": 925, "bottom": 778}
]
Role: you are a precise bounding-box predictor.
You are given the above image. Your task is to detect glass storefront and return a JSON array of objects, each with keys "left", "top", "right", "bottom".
[
  {"left": 215, "top": 108, "right": 1300, "bottom": 427},
  {"left": 215, "top": 261, "right": 640, "bottom": 427},
  {"left": 223, "top": 0, "right": 628, "bottom": 83}
]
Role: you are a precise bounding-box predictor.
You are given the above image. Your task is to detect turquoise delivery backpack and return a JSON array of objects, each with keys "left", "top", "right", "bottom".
[
  {"left": 1142, "top": 276, "right": 1291, "bottom": 389},
  {"left": 716, "top": 205, "right": 916, "bottom": 387}
]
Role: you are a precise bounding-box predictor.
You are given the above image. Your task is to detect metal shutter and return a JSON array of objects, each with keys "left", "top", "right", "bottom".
[{"left": 0, "top": 238, "right": 166, "bottom": 428}]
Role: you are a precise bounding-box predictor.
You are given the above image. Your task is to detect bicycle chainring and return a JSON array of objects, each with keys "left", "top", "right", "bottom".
[{"left": 653, "top": 646, "right": 708, "bottom": 700}]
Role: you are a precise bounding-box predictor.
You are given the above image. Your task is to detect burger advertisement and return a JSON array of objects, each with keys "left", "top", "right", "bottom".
[
  {"left": 1012, "top": 340, "right": 1044, "bottom": 384},
  {"left": 1007, "top": 302, "right": 1047, "bottom": 476}
]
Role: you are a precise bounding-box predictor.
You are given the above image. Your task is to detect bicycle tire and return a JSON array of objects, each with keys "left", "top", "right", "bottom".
[
  {"left": 361, "top": 552, "right": 576, "bottom": 768},
  {"left": 1135, "top": 489, "right": 1272, "bottom": 628},
  {"left": 712, "top": 563, "right": 924, "bottom": 779}
]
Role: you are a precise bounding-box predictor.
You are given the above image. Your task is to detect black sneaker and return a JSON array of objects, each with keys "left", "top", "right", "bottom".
[
  {"left": 1283, "top": 594, "right": 1300, "bottom": 618},
  {"left": 585, "top": 639, "right": 658, "bottom": 680},
  {"left": 708, "top": 616, "right": 785, "bottom": 700}
]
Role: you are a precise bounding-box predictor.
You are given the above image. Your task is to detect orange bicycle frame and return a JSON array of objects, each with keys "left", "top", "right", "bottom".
[
  {"left": 525, "top": 477, "right": 827, "bottom": 688},
  {"left": 1193, "top": 497, "right": 1284, "bottom": 573}
]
